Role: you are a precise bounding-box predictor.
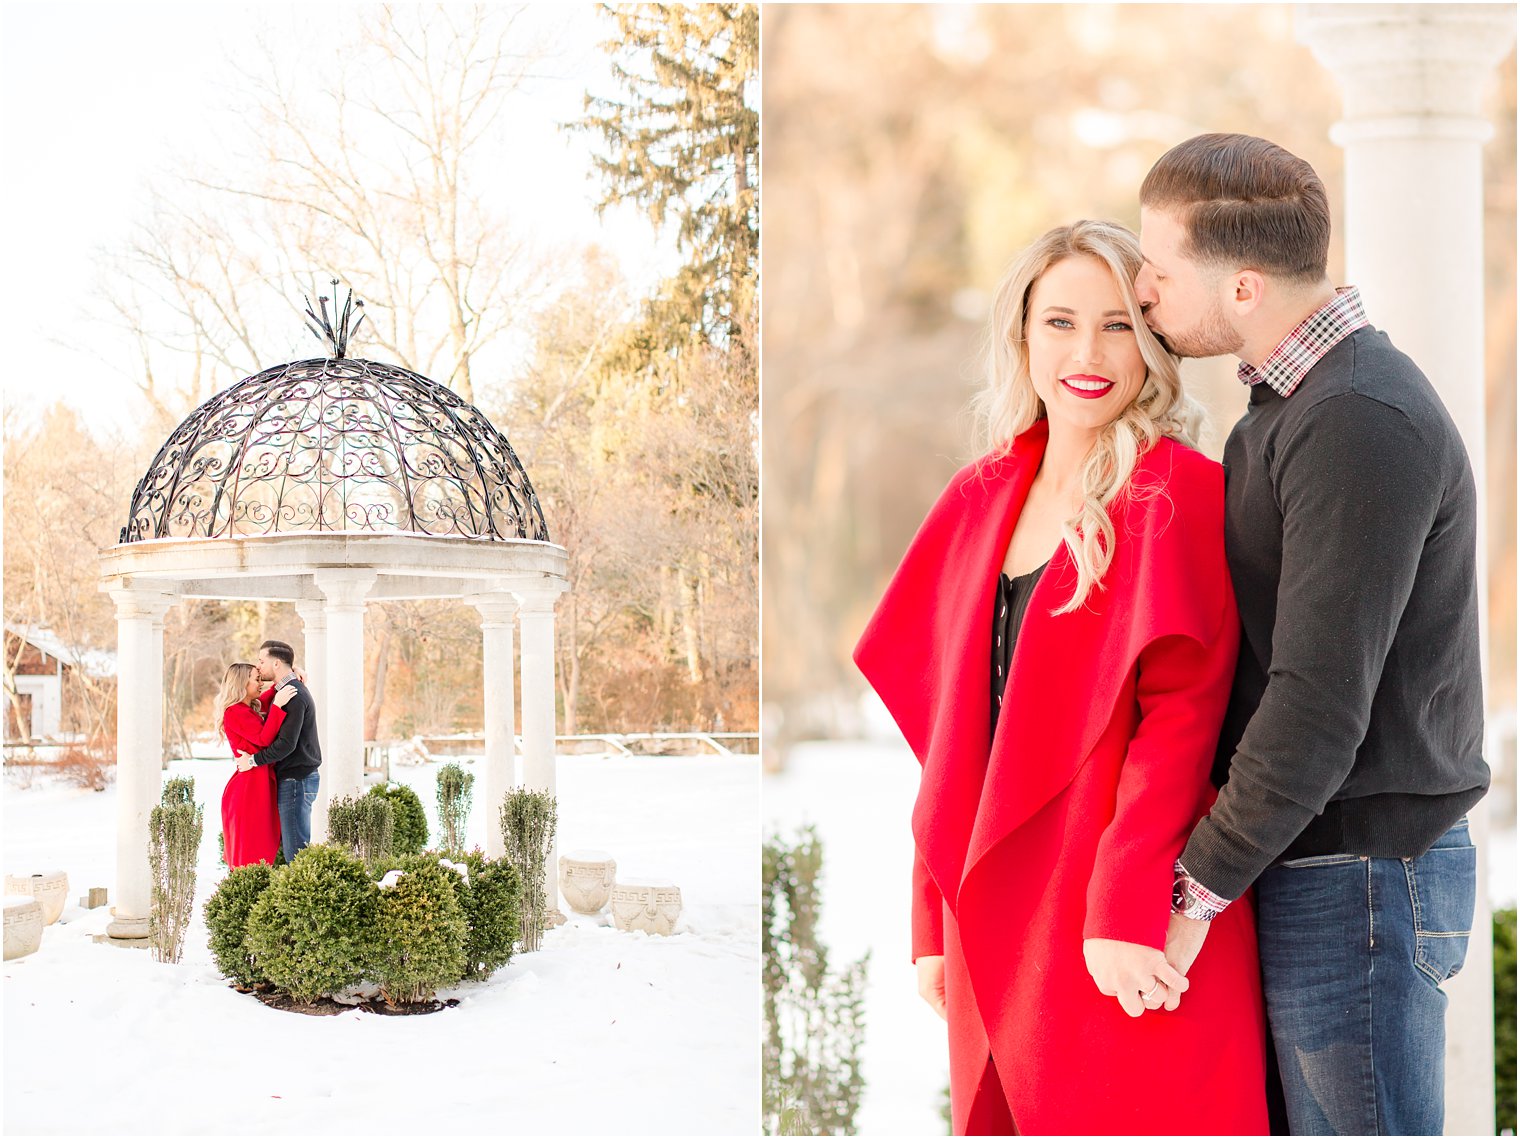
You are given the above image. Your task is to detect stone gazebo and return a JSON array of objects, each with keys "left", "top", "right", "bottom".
[{"left": 99, "top": 297, "right": 567, "bottom": 943}]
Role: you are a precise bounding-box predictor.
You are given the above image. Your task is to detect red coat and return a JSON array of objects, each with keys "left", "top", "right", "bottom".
[
  {"left": 221, "top": 689, "right": 284, "bottom": 869},
  {"left": 856, "top": 421, "right": 1267, "bottom": 1136}
]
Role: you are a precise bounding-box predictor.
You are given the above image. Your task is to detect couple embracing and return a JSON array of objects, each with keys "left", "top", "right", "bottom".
[
  {"left": 857, "top": 134, "right": 1489, "bottom": 1136},
  {"left": 216, "top": 639, "right": 323, "bottom": 869}
]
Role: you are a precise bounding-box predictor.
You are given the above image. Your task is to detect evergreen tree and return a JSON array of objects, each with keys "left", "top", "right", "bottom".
[{"left": 579, "top": 3, "right": 759, "bottom": 359}]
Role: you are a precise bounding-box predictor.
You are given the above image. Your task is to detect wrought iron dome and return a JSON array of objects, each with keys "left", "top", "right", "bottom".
[{"left": 120, "top": 286, "right": 549, "bottom": 545}]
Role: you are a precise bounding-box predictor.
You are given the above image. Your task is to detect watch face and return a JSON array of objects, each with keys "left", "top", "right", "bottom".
[{"left": 1172, "top": 876, "right": 1187, "bottom": 912}]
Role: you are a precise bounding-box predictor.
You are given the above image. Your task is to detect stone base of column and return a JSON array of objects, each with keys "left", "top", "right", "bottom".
[
  {"left": 100, "top": 912, "right": 151, "bottom": 947},
  {"left": 546, "top": 908, "right": 568, "bottom": 929}
]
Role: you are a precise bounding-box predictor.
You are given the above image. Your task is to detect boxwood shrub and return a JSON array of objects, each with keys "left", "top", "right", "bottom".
[
  {"left": 455, "top": 849, "right": 521, "bottom": 981},
  {"left": 243, "top": 844, "right": 380, "bottom": 1005},
  {"left": 367, "top": 783, "right": 428, "bottom": 855},
  {"left": 373, "top": 857, "right": 467, "bottom": 1006},
  {"left": 204, "top": 862, "right": 276, "bottom": 988}
]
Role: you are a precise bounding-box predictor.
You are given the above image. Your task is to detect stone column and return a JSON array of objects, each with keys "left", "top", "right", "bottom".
[
  {"left": 107, "top": 587, "right": 174, "bottom": 943},
  {"left": 1296, "top": 7, "right": 1515, "bottom": 1132},
  {"left": 311, "top": 569, "right": 376, "bottom": 839},
  {"left": 469, "top": 591, "right": 519, "bottom": 860},
  {"left": 294, "top": 598, "right": 330, "bottom": 836},
  {"left": 517, "top": 585, "right": 567, "bottom": 918}
]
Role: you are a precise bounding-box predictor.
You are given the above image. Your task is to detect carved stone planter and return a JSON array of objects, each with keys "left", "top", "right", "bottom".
[
  {"left": 610, "top": 879, "right": 682, "bottom": 936},
  {"left": 5, "top": 871, "right": 68, "bottom": 925},
  {"left": 559, "top": 850, "right": 617, "bottom": 915},
  {"left": 4, "top": 897, "right": 43, "bottom": 960}
]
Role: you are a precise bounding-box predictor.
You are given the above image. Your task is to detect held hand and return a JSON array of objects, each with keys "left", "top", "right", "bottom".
[
  {"left": 272, "top": 686, "right": 296, "bottom": 709},
  {"left": 1082, "top": 938, "right": 1188, "bottom": 1017},
  {"left": 1161, "top": 914, "right": 1211, "bottom": 1010},
  {"left": 293, "top": 666, "right": 307, "bottom": 683},
  {"left": 235, "top": 752, "right": 255, "bottom": 772},
  {"left": 916, "top": 955, "right": 948, "bottom": 1021}
]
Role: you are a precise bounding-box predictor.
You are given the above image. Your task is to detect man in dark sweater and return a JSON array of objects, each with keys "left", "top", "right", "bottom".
[
  {"left": 235, "top": 638, "right": 323, "bottom": 861},
  {"left": 1133, "top": 134, "right": 1488, "bottom": 1135}
]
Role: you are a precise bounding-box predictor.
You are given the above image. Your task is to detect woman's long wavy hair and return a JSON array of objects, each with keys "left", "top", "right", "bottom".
[
  {"left": 216, "top": 662, "right": 260, "bottom": 741},
  {"left": 972, "top": 219, "right": 1204, "bottom": 614}
]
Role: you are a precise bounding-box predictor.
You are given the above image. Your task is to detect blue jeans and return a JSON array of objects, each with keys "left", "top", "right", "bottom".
[
  {"left": 277, "top": 771, "right": 321, "bottom": 862},
  {"left": 1256, "top": 818, "right": 1476, "bottom": 1135}
]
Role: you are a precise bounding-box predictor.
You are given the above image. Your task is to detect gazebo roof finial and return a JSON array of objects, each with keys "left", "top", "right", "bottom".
[{"left": 302, "top": 277, "right": 365, "bottom": 360}]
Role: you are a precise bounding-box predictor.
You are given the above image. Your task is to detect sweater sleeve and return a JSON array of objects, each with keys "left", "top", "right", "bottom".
[
  {"left": 1181, "top": 393, "right": 1443, "bottom": 900},
  {"left": 910, "top": 847, "right": 945, "bottom": 962},
  {"left": 253, "top": 691, "right": 306, "bottom": 767}
]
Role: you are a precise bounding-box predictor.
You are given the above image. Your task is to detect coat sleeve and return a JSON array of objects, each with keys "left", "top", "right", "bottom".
[
  {"left": 223, "top": 704, "right": 285, "bottom": 757},
  {"left": 910, "top": 846, "right": 945, "bottom": 962},
  {"left": 1081, "top": 628, "right": 1238, "bottom": 948}
]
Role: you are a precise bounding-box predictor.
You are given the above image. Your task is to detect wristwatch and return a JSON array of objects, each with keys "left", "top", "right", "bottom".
[{"left": 1171, "top": 861, "right": 1229, "bottom": 922}]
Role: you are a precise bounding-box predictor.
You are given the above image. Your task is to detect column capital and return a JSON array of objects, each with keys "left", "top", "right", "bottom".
[
  {"left": 1296, "top": 5, "right": 1515, "bottom": 132},
  {"left": 108, "top": 587, "right": 176, "bottom": 622},
  {"left": 312, "top": 568, "right": 378, "bottom": 610},
  {"left": 467, "top": 590, "right": 521, "bottom": 626},
  {"left": 514, "top": 579, "right": 570, "bottom": 615},
  {"left": 294, "top": 598, "right": 328, "bottom": 628}
]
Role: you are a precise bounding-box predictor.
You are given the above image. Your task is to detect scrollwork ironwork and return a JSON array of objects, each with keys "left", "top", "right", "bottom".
[{"left": 120, "top": 357, "right": 550, "bottom": 544}]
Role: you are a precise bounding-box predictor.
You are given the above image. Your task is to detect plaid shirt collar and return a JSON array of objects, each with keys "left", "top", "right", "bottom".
[{"left": 1237, "top": 286, "right": 1368, "bottom": 398}]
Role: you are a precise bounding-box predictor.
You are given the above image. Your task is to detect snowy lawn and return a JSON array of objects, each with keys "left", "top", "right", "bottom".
[
  {"left": 763, "top": 739, "right": 947, "bottom": 1137},
  {"left": 4, "top": 752, "right": 759, "bottom": 1136}
]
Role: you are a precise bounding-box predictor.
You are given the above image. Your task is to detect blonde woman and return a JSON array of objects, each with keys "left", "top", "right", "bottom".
[
  {"left": 855, "top": 221, "right": 1267, "bottom": 1135},
  {"left": 218, "top": 662, "right": 294, "bottom": 868}
]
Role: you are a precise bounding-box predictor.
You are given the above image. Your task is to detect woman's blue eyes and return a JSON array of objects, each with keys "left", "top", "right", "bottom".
[{"left": 1045, "top": 317, "right": 1133, "bottom": 332}]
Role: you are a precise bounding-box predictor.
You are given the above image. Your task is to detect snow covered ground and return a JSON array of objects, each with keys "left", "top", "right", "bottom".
[
  {"left": 763, "top": 740, "right": 948, "bottom": 1138},
  {"left": 3, "top": 752, "right": 759, "bottom": 1136}
]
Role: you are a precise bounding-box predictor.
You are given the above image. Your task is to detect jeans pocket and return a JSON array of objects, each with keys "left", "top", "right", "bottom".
[
  {"left": 1277, "top": 853, "right": 1365, "bottom": 869},
  {"left": 1406, "top": 840, "right": 1477, "bottom": 986}
]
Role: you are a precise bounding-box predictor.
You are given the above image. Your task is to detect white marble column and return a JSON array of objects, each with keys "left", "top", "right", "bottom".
[
  {"left": 469, "top": 591, "right": 519, "bottom": 860},
  {"left": 294, "top": 598, "right": 330, "bottom": 834},
  {"left": 1297, "top": 7, "right": 1515, "bottom": 1133},
  {"left": 517, "top": 585, "right": 567, "bottom": 916},
  {"left": 311, "top": 569, "right": 375, "bottom": 839},
  {"left": 107, "top": 587, "right": 174, "bottom": 942}
]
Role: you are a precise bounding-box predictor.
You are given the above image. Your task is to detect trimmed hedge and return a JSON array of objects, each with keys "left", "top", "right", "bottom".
[
  {"left": 373, "top": 857, "right": 468, "bottom": 1006},
  {"left": 455, "top": 849, "right": 521, "bottom": 981},
  {"left": 204, "top": 862, "right": 276, "bottom": 988},
  {"left": 243, "top": 845, "right": 379, "bottom": 1005}
]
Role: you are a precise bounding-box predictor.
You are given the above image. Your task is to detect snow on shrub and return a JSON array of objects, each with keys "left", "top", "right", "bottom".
[
  {"left": 243, "top": 844, "right": 380, "bottom": 1005},
  {"left": 204, "top": 862, "right": 275, "bottom": 988}
]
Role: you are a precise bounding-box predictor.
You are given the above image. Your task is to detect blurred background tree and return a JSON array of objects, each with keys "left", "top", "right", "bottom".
[{"left": 760, "top": 4, "right": 1516, "bottom": 755}]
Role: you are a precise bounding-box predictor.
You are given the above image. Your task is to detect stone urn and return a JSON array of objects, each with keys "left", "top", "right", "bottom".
[
  {"left": 610, "top": 879, "right": 682, "bottom": 936},
  {"left": 558, "top": 850, "right": 617, "bottom": 915},
  {"left": 5, "top": 871, "right": 68, "bottom": 925},
  {"left": 4, "top": 897, "right": 43, "bottom": 960}
]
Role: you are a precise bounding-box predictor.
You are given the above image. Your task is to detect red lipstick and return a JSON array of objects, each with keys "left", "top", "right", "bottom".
[{"left": 1059, "top": 374, "right": 1115, "bottom": 400}]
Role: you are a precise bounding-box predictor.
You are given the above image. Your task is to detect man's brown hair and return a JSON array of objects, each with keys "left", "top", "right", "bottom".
[
  {"left": 259, "top": 639, "right": 295, "bottom": 667},
  {"left": 1139, "top": 133, "right": 1330, "bottom": 283}
]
